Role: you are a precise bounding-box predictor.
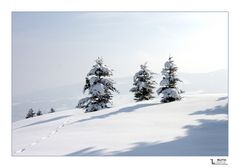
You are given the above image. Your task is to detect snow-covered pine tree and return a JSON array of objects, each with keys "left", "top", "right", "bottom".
[
  {"left": 130, "top": 63, "right": 156, "bottom": 101},
  {"left": 48, "top": 108, "right": 55, "bottom": 113},
  {"left": 76, "top": 57, "right": 119, "bottom": 112},
  {"left": 25, "top": 108, "right": 35, "bottom": 119},
  {"left": 36, "top": 110, "right": 43, "bottom": 116},
  {"left": 157, "top": 56, "right": 183, "bottom": 103}
]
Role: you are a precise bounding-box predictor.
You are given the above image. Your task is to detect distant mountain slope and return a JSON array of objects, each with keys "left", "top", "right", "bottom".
[
  {"left": 179, "top": 69, "right": 227, "bottom": 94},
  {"left": 12, "top": 94, "right": 228, "bottom": 156},
  {"left": 12, "top": 69, "right": 227, "bottom": 122}
]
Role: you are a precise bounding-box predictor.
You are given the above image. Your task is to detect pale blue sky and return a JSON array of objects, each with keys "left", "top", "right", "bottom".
[{"left": 12, "top": 12, "right": 228, "bottom": 95}]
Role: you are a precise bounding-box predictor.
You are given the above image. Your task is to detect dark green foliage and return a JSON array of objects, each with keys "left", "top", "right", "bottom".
[
  {"left": 25, "top": 108, "right": 35, "bottom": 119},
  {"left": 130, "top": 63, "right": 156, "bottom": 101}
]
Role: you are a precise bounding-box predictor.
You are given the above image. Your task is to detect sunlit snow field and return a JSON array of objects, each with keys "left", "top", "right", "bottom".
[
  {"left": 12, "top": 69, "right": 228, "bottom": 156},
  {"left": 12, "top": 93, "right": 228, "bottom": 156}
]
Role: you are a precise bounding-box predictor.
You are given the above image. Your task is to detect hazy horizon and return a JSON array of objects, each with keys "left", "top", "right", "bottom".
[{"left": 13, "top": 69, "right": 227, "bottom": 97}]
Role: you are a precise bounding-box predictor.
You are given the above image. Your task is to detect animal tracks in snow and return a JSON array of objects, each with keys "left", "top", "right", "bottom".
[{"left": 14, "top": 117, "right": 73, "bottom": 155}]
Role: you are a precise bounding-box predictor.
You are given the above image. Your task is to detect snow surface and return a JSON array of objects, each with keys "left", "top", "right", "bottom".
[{"left": 12, "top": 93, "right": 228, "bottom": 156}]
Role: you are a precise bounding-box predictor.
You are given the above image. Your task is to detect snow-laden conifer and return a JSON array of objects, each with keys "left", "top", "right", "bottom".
[
  {"left": 157, "top": 56, "right": 183, "bottom": 103},
  {"left": 25, "top": 108, "right": 35, "bottom": 119},
  {"left": 48, "top": 108, "right": 55, "bottom": 113},
  {"left": 130, "top": 63, "right": 156, "bottom": 101},
  {"left": 76, "top": 57, "right": 119, "bottom": 112},
  {"left": 36, "top": 110, "right": 43, "bottom": 116}
]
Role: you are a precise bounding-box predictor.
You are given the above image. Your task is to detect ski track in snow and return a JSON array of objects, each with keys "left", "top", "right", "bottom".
[{"left": 14, "top": 116, "right": 74, "bottom": 154}]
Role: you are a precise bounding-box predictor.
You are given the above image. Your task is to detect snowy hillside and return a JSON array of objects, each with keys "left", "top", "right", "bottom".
[
  {"left": 12, "top": 93, "right": 228, "bottom": 156},
  {"left": 12, "top": 69, "right": 227, "bottom": 122}
]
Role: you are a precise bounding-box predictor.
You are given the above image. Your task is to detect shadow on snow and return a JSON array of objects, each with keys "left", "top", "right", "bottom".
[
  {"left": 113, "top": 119, "right": 228, "bottom": 156},
  {"left": 71, "top": 102, "right": 159, "bottom": 124},
  {"left": 190, "top": 104, "right": 228, "bottom": 116},
  {"left": 66, "top": 119, "right": 228, "bottom": 156},
  {"left": 66, "top": 103, "right": 228, "bottom": 156},
  {"left": 216, "top": 96, "right": 228, "bottom": 101},
  {"left": 15, "top": 115, "right": 71, "bottom": 130},
  {"left": 66, "top": 147, "right": 107, "bottom": 156}
]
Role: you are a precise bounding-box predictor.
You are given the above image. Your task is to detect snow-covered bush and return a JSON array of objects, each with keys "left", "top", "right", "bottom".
[
  {"left": 130, "top": 63, "right": 156, "bottom": 101},
  {"left": 157, "top": 56, "right": 183, "bottom": 103},
  {"left": 76, "top": 57, "right": 119, "bottom": 112},
  {"left": 25, "top": 108, "right": 35, "bottom": 119}
]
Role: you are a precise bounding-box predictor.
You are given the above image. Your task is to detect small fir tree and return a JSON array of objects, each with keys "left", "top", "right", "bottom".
[
  {"left": 130, "top": 63, "right": 156, "bottom": 101},
  {"left": 36, "top": 110, "right": 43, "bottom": 116},
  {"left": 76, "top": 57, "right": 119, "bottom": 112},
  {"left": 25, "top": 108, "right": 35, "bottom": 119},
  {"left": 49, "top": 108, "right": 55, "bottom": 113},
  {"left": 157, "top": 56, "right": 183, "bottom": 103}
]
